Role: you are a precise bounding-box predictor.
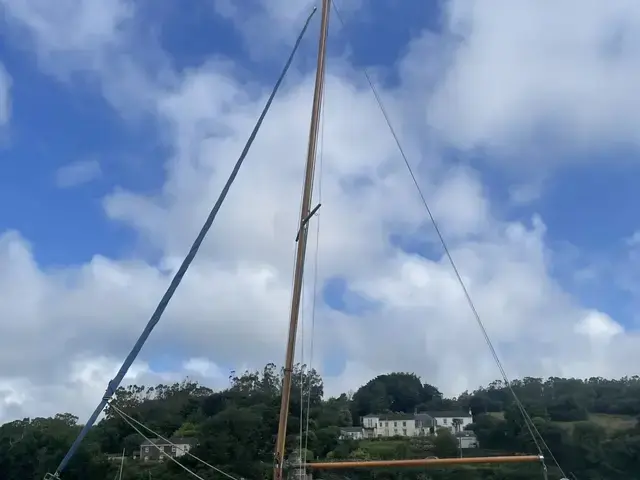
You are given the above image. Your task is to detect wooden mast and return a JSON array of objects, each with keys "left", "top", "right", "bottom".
[{"left": 273, "top": 1, "right": 331, "bottom": 480}]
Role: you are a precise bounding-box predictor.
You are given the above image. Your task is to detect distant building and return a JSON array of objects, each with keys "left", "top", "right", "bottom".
[
  {"left": 106, "top": 453, "right": 126, "bottom": 462},
  {"left": 139, "top": 437, "right": 197, "bottom": 462},
  {"left": 339, "top": 426, "right": 365, "bottom": 440},
  {"left": 425, "top": 411, "right": 474, "bottom": 434},
  {"left": 358, "top": 410, "right": 473, "bottom": 439},
  {"left": 455, "top": 431, "right": 479, "bottom": 449}
]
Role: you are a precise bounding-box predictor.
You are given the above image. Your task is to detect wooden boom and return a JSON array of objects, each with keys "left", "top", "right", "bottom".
[{"left": 301, "top": 455, "right": 544, "bottom": 469}]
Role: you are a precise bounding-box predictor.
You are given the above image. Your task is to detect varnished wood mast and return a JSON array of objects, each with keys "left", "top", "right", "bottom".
[{"left": 273, "top": 1, "right": 331, "bottom": 480}]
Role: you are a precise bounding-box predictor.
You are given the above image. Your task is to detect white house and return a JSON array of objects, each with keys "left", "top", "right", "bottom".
[
  {"left": 376, "top": 413, "right": 418, "bottom": 437},
  {"left": 356, "top": 411, "right": 473, "bottom": 439},
  {"left": 339, "top": 427, "right": 365, "bottom": 440},
  {"left": 360, "top": 413, "right": 433, "bottom": 438},
  {"left": 426, "top": 411, "right": 473, "bottom": 434},
  {"left": 139, "top": 437, "right": 196, "bottom": 462},
  {"left": 362, "top": 414, "right": 379, "bottom": 431}
]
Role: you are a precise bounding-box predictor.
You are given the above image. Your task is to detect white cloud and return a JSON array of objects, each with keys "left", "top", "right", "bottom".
[
  {"left": 0, "top": 0, "right": 167, "bottom": 116},
  {"left": 212, "top": 0, "right": 363, "bottom": 58},
  {"left": 1, "top": 0, "right": 132, "bottom": 66},
  {"left": 54, "top": 158, "right": 102, "bottom": 188},
  {"left": 0, "top": 63, "right": 11, "bottom": 128},
  {"left": 1, "top": 0, "right": 640, "bottom": 426},
  {"left": 423, "top": 0, "right": 640, "bottom": 164}
]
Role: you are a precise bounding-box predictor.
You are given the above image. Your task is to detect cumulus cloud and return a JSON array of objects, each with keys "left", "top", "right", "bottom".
[
  {"left": 213, "top": 0, "right": 362, "bottom": 58},
  {"left": 424, "top": 0, "right": 640, "bottom": 163},
  {"left": 0, "top": 0, "right": 639, "bottom": 426}
]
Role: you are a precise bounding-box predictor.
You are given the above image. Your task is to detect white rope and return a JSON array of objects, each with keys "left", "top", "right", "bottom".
[{"left": 109, "top": 403, "right": 240, "bottom": 480}]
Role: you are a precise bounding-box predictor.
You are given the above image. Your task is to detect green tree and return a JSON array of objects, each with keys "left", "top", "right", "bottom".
[
  {"left": 4, "top": 368, "right": 640, "bottom": 479},
  {"left": 432, "top": 428, "right": 458, "bottom": 458}
]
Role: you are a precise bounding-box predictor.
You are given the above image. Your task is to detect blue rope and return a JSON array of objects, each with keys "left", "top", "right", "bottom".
[{"left": 47, "top": 7, "right": 317, "bottom": 477}]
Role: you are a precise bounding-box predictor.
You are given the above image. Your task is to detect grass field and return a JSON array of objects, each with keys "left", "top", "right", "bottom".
[
  {"left": 486, "top": 411, "right": 636, "bottom": 432},
  {"left": 574, "top": 413, "right": 635, "bottom": 432}
]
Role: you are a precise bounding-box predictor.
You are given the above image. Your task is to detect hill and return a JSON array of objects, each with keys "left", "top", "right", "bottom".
[{"left": 1, "top": 365, "right": 640, "bottom": 479}]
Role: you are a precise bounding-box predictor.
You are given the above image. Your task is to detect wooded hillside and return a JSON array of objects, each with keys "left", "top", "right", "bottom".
[{"left": 1, "top": 364, "right": 639, "bottom": 479}]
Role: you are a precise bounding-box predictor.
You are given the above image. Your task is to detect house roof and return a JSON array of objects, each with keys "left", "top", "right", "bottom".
[
  {"left": 363, "top": 413, "right": 416, "bottom": 421},
  {"left": 379, "top": 413, "right": 415, "bottom": 421},
  {"left": 426, "top": 411, "right": 472, "bottom": 419},
  {"left": 362, "top": 412, "right": 472, "bottom": 422},
  {"left": 140, "top": 437, "right": 197, "bottom": 447},
  {"left": 340, "top": 427, "right": 364, "bottom": 433},
  {"left": 414, "top": 413, "right": 435, "bottom": 424}
]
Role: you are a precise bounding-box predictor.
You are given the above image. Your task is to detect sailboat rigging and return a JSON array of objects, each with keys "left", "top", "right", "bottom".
[
  {"left": 274, "top": 0, "right": 562, "bottom": 479},
  {"left": 43, "top": 1, "right": 569, "bottom": 479}
]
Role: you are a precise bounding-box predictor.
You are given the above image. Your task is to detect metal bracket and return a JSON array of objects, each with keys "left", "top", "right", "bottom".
[
  {"left": 295, "top": 203, "right": 321, "bottom": 242},
  {"left": 538, "top": 455, "right": 548, "bottom": 480}
]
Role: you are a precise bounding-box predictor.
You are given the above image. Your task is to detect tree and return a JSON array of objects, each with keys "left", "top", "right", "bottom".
[
  {"left": 351, "top": 373, "right": 439, "bottom": 419},
  {"left": 3, "top": 369, "right": 640, "bottom": 479},
  {"left": 432, "top": 428, "right": 458, "bottom": 458}
]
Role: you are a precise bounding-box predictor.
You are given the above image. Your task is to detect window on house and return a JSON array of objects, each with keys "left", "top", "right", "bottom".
[
  {"left": 394, "top": 421, "right": 397, "bottom": 426},
  {"left": 443, "top": 419, "right": 448, "bottom": 424},
  {"left": 402, "top": 429, "right": 407, "bottom": 435},
  {"left": 379, "top": 422, "right": 382, "bottom": 427},
  {"left": 402, "top": 421, "right": 406, "bottom": 426},
  {"left": 144, "top": 447, "right": 149, "bottom": 453},
  {"left": 172, "top": 446, "right": 177, "bottom": 453}
]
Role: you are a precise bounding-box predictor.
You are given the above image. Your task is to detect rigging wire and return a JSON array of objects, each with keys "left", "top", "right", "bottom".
[
  {"left": 109, "top": 403, "right": 241, "bottom": 480},
  {"left": 110, "top": 406, "right": 206, "bottom": 480},
  {"left": 299, "top": 256, "right": 307, "bottom": 460},
  {"left": 117, "top": 449, "right": 125, "bottom": 480},
  {"left": 298, "top": 252, "right": 306, "bottom": 459},
  {"left": 45, "top": 9, "right": 318, "bottom": 479},
  {"left": 330, "top": 1, "right": 566, "bottom": 478}
]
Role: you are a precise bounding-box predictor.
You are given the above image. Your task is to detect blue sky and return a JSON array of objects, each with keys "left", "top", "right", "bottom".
[
  {"left": 0, "top": 1, "right": 449, "bottom": 281},
  {"left": 2, "top": 1, "right": 636, "bottom": 285},
  {"left": 1, "top": 0, "right": 640, "bottom": 421}
]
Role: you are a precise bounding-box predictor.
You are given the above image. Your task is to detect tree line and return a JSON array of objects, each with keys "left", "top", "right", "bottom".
[{"left": 1, "top": 364, "right": 640, "bottom": 479}]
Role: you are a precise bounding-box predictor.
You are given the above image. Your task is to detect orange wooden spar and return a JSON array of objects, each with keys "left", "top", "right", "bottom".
[{"left": 301, "top": 455, "right": 544, "bottom": 469}]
